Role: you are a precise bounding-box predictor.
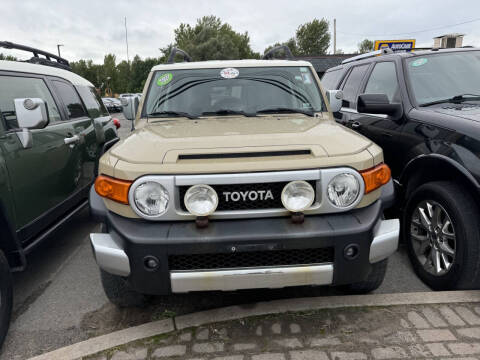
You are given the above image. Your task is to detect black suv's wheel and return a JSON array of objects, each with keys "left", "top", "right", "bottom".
[
  {"left": 0, "top": 249, "right": 13, "bottom": 348},
  {"left": 100, "top": 269, "right": 150, "bottom": 308},
  {"left": 347, "top": 259, "right": 388, "bottom": 294},
  {"left": 404, "top": 181, "right": 480, "bottom": 290}
]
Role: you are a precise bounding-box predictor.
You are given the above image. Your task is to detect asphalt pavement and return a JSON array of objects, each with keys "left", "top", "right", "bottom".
[{"left": 0, "top": 113, "right": 429, "bottom": 360}]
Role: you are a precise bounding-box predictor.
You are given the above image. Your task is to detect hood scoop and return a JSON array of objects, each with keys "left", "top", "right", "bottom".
[{"left": 178, "top": 150, "right": 312, "bottom": 160}]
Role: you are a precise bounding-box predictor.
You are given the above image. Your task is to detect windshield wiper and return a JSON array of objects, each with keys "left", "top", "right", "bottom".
[
  {"left": 201, "top": 109, "right": 255, "bottom": 117},
  {"left": 255, "top": 107, "right": 315, "bottom": 117},
  {"left": 148, "top": 111, "right": 197, "bottom": 119},
  {"left": 420, "top": 94, "right": 480, "bottom": 107}
]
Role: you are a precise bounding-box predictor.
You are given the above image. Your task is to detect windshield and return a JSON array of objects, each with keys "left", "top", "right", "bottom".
[
  {"left": 144, "top": 66, "right": 325, "bottom": 118},
  {"left": 406, "top": 51, "right": 480, "bottom": 106}
]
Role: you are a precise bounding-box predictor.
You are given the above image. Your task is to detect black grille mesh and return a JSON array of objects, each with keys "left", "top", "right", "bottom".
[
  {"left": 179, "top": 181, "right": 316, "bottom": 211},
  {"left": 169, "top": 247, "right": 334, "bottom": 271}
]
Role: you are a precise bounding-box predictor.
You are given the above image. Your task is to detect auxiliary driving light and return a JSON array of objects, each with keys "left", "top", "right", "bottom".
[
  {"left": 281, "top": 181, "right": 315, "bottom": 212},
  {"left": 184, "top": 184, "right": 219, "bottom": 216}
]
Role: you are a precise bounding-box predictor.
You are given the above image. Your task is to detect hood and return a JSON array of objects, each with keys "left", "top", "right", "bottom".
[
  {"left": 109, "top": 115, "right": 373, "bottom": 165},
  {"left": 428, "top": 104, "right": 480, "bottom": 123}
]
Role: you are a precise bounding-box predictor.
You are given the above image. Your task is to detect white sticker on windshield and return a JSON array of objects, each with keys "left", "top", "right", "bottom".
[{"left": 220, "top": 68, "right": 239, "bottom": 79}]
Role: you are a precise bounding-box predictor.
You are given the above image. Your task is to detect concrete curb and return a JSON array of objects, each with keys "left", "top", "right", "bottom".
[{"left": 29, "top": 290, "right": 480, "bottom": 360}]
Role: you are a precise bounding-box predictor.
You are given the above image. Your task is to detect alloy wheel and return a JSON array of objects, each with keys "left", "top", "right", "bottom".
[{"left": 410, "top": 200, "right": 456, "bottom": 276}]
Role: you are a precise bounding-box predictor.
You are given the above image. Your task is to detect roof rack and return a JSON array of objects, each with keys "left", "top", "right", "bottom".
[
  {"left": 341, "top": 47, "right": 445, "bottom": 65},
  {"left": 342, "top": 48, "right": 393, "bottom": 64},
  {"left": 263, "top": 45, "right": 294, "bottom": 60},
  {"left": 167, "top": 47, "right": 192, "bottom": 64},
  {"left": 0, "top": 41, "right": 71, "bottom": 70}
]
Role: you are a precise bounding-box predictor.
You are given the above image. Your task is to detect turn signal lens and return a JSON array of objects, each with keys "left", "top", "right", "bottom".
[
  {"left": 360, "top": 164, "right": 391, "bottom": 194},
  {"left": 95, "top": 175, "right": 132, "bottom": 204}
]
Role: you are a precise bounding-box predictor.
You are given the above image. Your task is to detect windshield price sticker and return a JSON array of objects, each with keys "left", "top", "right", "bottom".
[
  {"left": 411, "top": 58, "right": 428, "bottom": 67},
  {"left": 157, "top": 73, "right": 173, "bottom": 86},
  {"left": 220, "top": 68, "right": 239, "bottom": 79}
]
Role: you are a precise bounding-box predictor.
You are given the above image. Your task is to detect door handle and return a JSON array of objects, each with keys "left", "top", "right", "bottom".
[
  {"left": 64, "top": 134, "right": 80, "bottom": 145},
  {"left": 350, "top": 121, "right": 361, "bottom": 129}
]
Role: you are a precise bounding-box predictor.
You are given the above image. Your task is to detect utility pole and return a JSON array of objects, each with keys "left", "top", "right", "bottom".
[
  {"left": 333, "top": 19, "right": 336, "bottom": 55},
  {"left": 57, "top": 44, "right": 64, "bottom": 57},
  {"left": 125, "top": 17, "right": 130, "bottom": 63}
]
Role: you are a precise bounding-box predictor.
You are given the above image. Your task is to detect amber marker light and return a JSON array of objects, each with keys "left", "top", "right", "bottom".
[
  {"left": 360, "top": 163, "right": 391, "bottom": 194},
  {"left": 95, "top": 175, "right": 132, "bottom": 204}
]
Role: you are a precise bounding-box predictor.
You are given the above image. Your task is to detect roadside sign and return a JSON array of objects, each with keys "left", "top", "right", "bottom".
[{"left": 374, "top": 39, "right": 416, "bottom": 52}]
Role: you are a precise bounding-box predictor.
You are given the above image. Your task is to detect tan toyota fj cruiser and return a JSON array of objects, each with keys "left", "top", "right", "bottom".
[{"left": 89, "top": 46, "right": 399, "bottom": 306}]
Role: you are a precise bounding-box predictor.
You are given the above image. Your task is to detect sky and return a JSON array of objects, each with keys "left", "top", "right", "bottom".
[{"left": 1, "top": 0, "right": 480, "bottom": 63}]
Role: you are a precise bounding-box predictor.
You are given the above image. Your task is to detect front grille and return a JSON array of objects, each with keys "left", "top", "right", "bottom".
[
  {"left": 169, "top": 247, "right": 334, "bottom": 271},
  {"left": 179, "top": 180, "right": 316, "bottom": 211}
]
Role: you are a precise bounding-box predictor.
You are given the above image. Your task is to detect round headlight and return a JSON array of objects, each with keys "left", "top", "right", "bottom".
[
  {"left": 281, "top": 181, "right": 315, "bottom": 212},
  {"left": 327, "top": 173, "right": 360, "bottom": 208},
  {"left": 133, "top": 182, "right": 169, "bottom": 216},
  {"left": 184, "top": 184, "right": 218, "bottom": 216}
]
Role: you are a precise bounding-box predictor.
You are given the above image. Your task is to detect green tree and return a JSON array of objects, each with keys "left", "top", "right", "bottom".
[
  {"left": 116, "top": 60, "right": 131, "bottom": 93},
  {"left": 168, "top": 16, "right": 259, "bottom": 61},
  {"left": 358, "top": 39, "right": 374, "bottom": 54},
  {"left": 264, "top": 18, "right": 331, "bottom": 56},
  {"left": 295, "top": 18, "right": 331, "bottom": 55},
  {"left": 0, "top": 53, "right": 16, "bottom": 61}
]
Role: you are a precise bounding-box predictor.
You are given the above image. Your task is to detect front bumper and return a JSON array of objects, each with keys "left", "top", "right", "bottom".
[{"left": 89, "top": 181, "right": 399, "bottom": 295}]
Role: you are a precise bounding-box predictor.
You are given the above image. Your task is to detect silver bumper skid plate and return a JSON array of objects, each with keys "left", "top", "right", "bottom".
[{"left": 90, "top": 218, "right": 399, "bottom": 292}]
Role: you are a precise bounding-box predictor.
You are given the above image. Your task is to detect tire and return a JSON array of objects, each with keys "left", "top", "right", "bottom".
[
  {"left": 404, "top": 181, "right": 480, "bottom": 290},
  {"left": 0, "top": 249, "right": 13, "bottom": 348},
  {"left": 100, "top": 269, "right": 150, "bottom": 308},
  {"left": 347, "top": 259, "right": 388, "bottom": 294}
]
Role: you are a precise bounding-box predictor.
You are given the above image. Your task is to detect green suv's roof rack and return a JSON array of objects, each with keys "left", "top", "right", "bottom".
[{"left": 0, "top": 41, "right": 71, "bottom": 71}]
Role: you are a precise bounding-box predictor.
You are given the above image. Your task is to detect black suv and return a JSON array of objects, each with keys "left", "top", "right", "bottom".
[{"left": 322, "top": 47, "right": 480, "bottom": 291}]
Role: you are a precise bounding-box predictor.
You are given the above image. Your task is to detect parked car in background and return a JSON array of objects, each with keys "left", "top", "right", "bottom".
[
  {"left": 89, "top": 46, "right": 398, "bottom": 307},
  {"left": 322, "top": 47, "right": 480, "bottom": 291},
  {"left": 102, "top": 97, "right": 122, "bottom": 113},
  {"left": 0, "top": 41, "right": 119, "bottom": 347},
  {"left": 119, "top": 93, "right": 135, "bottom": 98}
]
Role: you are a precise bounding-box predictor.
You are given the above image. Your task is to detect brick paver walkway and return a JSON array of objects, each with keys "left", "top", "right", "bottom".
[{"left": 87, "top": 302, "right": 480, "bottom": 360}]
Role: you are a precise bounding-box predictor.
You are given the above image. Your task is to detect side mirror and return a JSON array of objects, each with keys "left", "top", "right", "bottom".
[
  {"left": 326, "top": 90, "right": 343, "bottom": 113},
  {"left": 357, "top": 94, "right": 403, "bottom": 121},
  {"left": 121, "top": 96, "right": 140, "bottom": 121},
  {"left": 14, "top": 98, "right": 49, "bottom": 129}
]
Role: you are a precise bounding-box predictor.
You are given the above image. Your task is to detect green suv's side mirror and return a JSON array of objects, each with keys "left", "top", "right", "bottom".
[
  {"left": 13, "top": 98, "right": 49, "bottom": 149},
  {"left": 14, "top": 98, "right": 48, "bottom": 129},
  {"left": 121, "top": 96, "right": 140, "bottom": 121}
]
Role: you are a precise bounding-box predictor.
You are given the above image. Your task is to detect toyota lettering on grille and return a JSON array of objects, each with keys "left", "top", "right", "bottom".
[{"left": 223, "top": 190, "right": 274, "bottom": 202}]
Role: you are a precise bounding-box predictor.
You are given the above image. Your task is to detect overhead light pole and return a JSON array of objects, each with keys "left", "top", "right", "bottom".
[{"left": 57, "top": 44, "right": 64, "bottom": 57}]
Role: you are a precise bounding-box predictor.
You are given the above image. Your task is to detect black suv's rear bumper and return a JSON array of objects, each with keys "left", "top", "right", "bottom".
[{"left": 89, "top": 182, "right": 398, "bottom": 295}]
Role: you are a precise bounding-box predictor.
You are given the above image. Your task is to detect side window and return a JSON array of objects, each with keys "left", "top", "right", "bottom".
[
  {"left": 53, "top": 81, "right": 87, "bottom": 119},
  {"left": 0, "top": 75, "right": 61, "bottom": 129},
  {"left": 76, "top": 85, "right": 109, "bottom": 118},
  {"left": 364, "top": 62, "right": 400, "bottom": 102},
  {"left": 341, "top": 64, "right": 369, "bottom": 108},
  {"left": 321, "top": 69, "right": 343, "bottom": 90}
]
